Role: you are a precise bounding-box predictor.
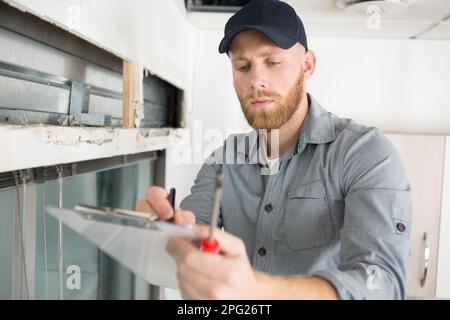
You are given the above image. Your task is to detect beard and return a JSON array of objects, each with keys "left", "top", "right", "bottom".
[{"left": 237, "top": 71, "right": 305, "bottom": 130}]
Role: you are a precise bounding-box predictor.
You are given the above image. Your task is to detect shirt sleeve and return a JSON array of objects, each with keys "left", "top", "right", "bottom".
[{"left": 312, "top": 128, "right": 412, "bottom": 300}]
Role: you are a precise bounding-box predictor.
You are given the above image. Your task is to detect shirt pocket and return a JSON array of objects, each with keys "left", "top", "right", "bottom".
[{"left": 283, "top": 180, "right": 335, "bottom": 251}]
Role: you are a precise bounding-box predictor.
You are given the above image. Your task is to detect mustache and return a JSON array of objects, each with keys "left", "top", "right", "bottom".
[{"left": 245, "top": 90, "right": 281, "bottom": 100}]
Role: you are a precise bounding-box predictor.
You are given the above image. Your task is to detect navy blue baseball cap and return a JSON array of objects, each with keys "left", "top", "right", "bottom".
[{"left": 218, "top": 0, "right": 308, "bottom": 54}]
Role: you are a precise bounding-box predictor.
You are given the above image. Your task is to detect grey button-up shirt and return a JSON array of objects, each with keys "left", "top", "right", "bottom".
[{"left": 180, "top": 94, "right": 412, "bottom": 300}]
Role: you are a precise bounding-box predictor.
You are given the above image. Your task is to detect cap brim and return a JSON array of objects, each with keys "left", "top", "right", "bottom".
[{"left": 218, "top": 25, "right": 297, "bottom": 54}]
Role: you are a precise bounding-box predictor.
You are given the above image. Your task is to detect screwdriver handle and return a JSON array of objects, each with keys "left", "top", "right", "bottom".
[{"left": 201, "top": 238, "right": 219, "bottom": 254}]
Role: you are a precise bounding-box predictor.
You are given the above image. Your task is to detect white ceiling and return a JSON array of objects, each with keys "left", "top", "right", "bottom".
[{"left": 185, "top": 0, "right": 450, "bottom": 40}]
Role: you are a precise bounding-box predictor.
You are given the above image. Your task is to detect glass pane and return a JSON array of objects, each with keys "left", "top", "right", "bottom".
[
  {"left": 0, "top": 158, "right": 156, "bottom": 300},
  {"left": 0, "top": 188, "right": 15, "bottom": 299}
]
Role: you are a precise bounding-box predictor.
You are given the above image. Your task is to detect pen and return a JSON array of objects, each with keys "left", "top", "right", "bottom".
[
  {"left": 201, "top": 173, "right": 223, "bottom": 254},
  {"left": 167, "top": 187, "right": 176, "bottom": 223}
]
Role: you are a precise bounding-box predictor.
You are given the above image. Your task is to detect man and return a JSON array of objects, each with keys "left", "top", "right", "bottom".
[{"left": 136, "top": 0, "right": 412, "bottom": 299}]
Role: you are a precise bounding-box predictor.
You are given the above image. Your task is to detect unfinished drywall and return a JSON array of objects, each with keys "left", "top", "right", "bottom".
[
  {"left": 0, "top": 125, "right": 188, "bottom": 172},
  {"left": 4, "top": 0, "right": 194, "bottom": 92}
]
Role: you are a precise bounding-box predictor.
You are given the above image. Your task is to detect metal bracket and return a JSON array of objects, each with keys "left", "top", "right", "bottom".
[{"left": 69, "top": 81, "right": 89, "bottom": 125}]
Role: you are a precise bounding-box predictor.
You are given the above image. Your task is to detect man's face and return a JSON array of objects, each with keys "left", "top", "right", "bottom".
[{"left": 229, "top": 30, "right": 306, "bottom": 130}]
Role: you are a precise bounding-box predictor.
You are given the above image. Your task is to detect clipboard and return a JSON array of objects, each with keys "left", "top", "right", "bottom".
[{"left": 46, "top": 204, "right": 199, "bottom": 289}]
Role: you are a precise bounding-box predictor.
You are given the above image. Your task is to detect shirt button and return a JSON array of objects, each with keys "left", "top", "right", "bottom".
[
  {"left": 264, "top": 204, "right": 273, "bottom": 213},
  {"left": 258, "top": 247, "right": 267, "bottom": 257},
  {"left": 397, "top": 223, "right": 406, "bottom": 233}
]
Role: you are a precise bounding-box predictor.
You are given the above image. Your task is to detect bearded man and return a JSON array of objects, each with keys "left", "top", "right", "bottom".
[{"left": 137, "top": 0, "right": 412, "bottom": 300}]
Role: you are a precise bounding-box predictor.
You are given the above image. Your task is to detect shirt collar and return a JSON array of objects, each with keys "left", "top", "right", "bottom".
[
  {"left": 295, "top": 93, "right": 336, "bottom": 153},
  {"left": 238, "top": 93, "right": 336, "bottom": 161}
]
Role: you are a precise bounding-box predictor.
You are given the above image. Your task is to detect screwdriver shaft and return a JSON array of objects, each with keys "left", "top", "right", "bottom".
[{"left": 209, "top": 173, "right": 223, "bottom": 241}]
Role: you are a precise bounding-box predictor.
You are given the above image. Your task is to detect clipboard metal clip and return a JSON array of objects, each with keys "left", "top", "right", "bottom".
[{"left": 74, "top": 204, "right": 162, "bottom": 231}]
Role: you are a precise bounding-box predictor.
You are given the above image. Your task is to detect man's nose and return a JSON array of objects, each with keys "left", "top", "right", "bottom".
[
  {"left": 250, "top": 67, "right": 267, "bottom": 90},
  {"left": 252, "top": 80, "right": 266, "bottom": 90}
]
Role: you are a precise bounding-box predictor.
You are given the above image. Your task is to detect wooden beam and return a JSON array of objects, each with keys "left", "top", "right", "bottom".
[{"left": 122, "top": 60, "right": 142, "bottom": 128}]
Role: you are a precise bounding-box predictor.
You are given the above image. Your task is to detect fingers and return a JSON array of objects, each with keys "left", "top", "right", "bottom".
[
  {"left": 146, "top": 186, "right": 173, "bottom": 220},
  {"left": 194, "top": 225, "right": 246, "bottom": 256},
  {"left": 135, "top": 198, "right": 155, "bottom": 214},
  {"left": 177, "top": 265, "right": 221, "bottom": 299},
  {"left": 166, "top": 237, "right": 198, "bottom": 262},
  {"left": 176, "top": 262, "right": 222, "bottom": 299},
  {"left": 166, "top": 233, "right": 245, "bottom": 279},
  {"left": 178, "top": 280, "right": 204, "bottom": 300},
  {"left": 167, "top": 236, "right": 248, "bottom": 300},
  {"left": 137, "top": 186, "right": 196, "bottom": 225},
  {"left": 167, "top": 237, "right": 225, "bottom": 280},
  {"left": 174, "top": 210, "right": 196, "bottom": 225}
]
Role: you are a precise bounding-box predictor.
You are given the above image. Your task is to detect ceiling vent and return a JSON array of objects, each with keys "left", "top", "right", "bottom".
[{"left": 185, "top": 0, "right": 250, "bottom": 13}]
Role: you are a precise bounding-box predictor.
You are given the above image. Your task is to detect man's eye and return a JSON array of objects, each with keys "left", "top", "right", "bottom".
[
  {"left": 237, "top": 65, "right": 249, "bottom": 72},
  {"left": 267, "top": 61, "right": 280, "bottom": 66}
]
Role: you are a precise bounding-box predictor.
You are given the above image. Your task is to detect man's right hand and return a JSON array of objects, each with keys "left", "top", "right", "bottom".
[{"left": 135, "top": 186, "right": 196, "bottom": 225}]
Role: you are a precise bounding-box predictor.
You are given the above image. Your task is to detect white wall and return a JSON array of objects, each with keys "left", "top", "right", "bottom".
[{"left": 308, "top": 37, "right": 450, "bottom": 134}]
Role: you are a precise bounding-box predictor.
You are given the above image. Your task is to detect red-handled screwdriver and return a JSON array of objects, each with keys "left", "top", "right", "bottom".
[{"left": 201, "top": 173, "right": 223, "bottom": 254}]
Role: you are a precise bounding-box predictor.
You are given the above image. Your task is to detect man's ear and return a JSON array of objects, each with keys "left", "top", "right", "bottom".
[{"left": 303, "top": 50, "right": 316, "bottom": 81}]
